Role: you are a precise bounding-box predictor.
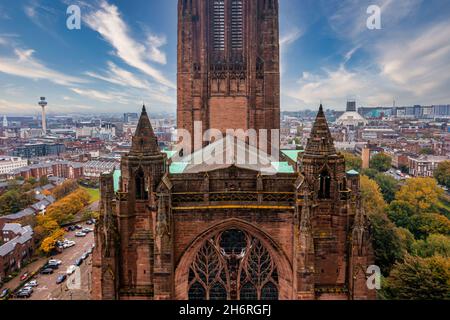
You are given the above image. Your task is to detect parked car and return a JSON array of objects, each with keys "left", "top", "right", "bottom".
[
  {"left": 82, "top": 228, "right": 93, "bottom": 234},
  {"left": 45, "top": 263, "right": 59, "bottom": 270},
  {"left": 87, "top": 248, "right": 93, "bottom": 255},
  {"left": 75, "top": 225, "right": 83, "bottom": 230},
  {"left": 68, "top": 226, "right": 76, "bottom": 232},
  {"left": 20, "top": 273, "right": 29, "bottom": 281},
  {"left": 56, "top": 275, "right": 67, "bottom": 284},
  {"left": 41, "top": 268, "right": 54, "bottom": 275},
  {"left": 0, "top": 289, "right": 10, "bottom": 299},
  {"left": 86, "top": 220, "right": 94, "bottom": 225},
  {"left": 75, "top": 258, "right": 83, "bottom": 267},
  {"left": 16, "top": 290, "right": 32, "bottom": 299},
  {"left": 66, "top": 265, "right": 77, "bottom": 275},
  {"left": 20, "top": 287, "right": 33, "bottom": 294},
  {"left": 24, "top": 280, "right": 38, "bottom": 287},
  {"left": 63, "top": 240, "right": 76, "bottom": 248},
  {"left": 75, "top": 232, "right": 87, "bottom": 238},
  {"left": 48, "top": 259, "right": 62, "bottom": 266},
  {"left": 81, "top": 253, "right": 88, "bottom": 260}
]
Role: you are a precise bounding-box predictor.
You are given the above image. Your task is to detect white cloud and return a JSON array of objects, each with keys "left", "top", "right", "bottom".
[
  {"left": 0, "top": 48, "right": 87, "bottom": 86},
  {"left": 377, "top": 21, "right": 450, "bottom": 97},
  {"left": 147, "top": 33, "right": 167, "bottom": 65},
  {"left": 325, "top": 0, "right": 423, "bottom": 41},
  {"left": 285, "top": 18, "right": 450, "bottom": 109},
  {"left": 0, "top": 99, "right": 31, "bottom": 113},
  {"left": 86, "top": 61, "right": 150, "bottom": 89},
  {"left": 280, "top": 27, "right": 304, "bottom": 47},
  {"left": 84, "top": 0, "right": 174, "bottom": 88},
  {"left": 71, "top": 87, "right": 130, "bottom": 104},
  {"left": 85, "top": 61, "right": 175, "bottom": 106}
]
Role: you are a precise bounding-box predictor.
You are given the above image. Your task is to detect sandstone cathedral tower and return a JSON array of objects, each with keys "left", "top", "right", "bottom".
[{"left": 92, "top": 0, "right": 375, "bottom": 300}]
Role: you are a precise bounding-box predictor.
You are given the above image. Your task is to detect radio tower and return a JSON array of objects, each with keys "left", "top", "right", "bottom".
[{"left": 38, "top": 97, "right": 48, "bottom": 135}]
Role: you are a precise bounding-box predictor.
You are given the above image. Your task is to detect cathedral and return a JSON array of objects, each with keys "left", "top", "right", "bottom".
[{"left": 92, "top": 0, "right": 375, "bottom": 300}]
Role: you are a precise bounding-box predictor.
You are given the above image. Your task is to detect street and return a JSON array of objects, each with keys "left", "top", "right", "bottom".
[{"left": 12, "top": 223, "right": 94, "bottom": 301}]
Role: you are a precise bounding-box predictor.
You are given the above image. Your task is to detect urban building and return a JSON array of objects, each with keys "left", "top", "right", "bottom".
[
  {"left": 0, "top": 157, "right": 28, "bottom": 175},
  {"left": 0, "top": 223, "right": 34, "bottom": 283},
  {"left": 12, "top": 143, "right": 66, "bottom": 159},
  {"left": 408, "top": 155, "right": 449, "bottom": 177}
]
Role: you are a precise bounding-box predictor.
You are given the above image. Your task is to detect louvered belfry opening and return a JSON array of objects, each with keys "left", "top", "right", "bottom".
[{"left": 212, "top": 0, "right": 225, "bottom": 52}]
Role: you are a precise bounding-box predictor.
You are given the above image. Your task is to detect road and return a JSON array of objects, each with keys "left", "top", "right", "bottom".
[{"left": 13, "top": 223, "right": 94, "bottom": 301}]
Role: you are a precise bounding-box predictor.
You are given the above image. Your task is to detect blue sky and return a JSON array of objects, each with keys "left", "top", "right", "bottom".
[{"left": 0, "top": 0, "right": 450, "bottom": 115}]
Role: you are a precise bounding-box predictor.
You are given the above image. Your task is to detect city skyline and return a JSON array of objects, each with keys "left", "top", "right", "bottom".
[{"left": 0, "top": 0, "right": 450, "bottom": 115}]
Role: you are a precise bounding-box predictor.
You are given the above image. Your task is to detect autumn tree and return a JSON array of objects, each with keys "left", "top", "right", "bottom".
[
  {"left": 370, "top": 153, "right": 392, "bottom": 172},
  {"left": 395, "top": 178, "right": 443, "bottom": 214},
  {"left": 412, "top": 234, "right": 450, "bottom": 258},
  {"left": 434, "top": 161, "right": 450, "bottom": 188},
  {"left": 52, "top": 180, "right": 79, "bottom": 200},
  {"left": 382, "top": 255, "right": 450, "bottom": 300},
  {"left": 360, "top": 175, "right": 386, "bottom": 215},
  {"left": 360, "top": 175, "right": 403, "bottom": 274},
  {"left": 39, "top": 229, "right": 65, "bottom": 255}
]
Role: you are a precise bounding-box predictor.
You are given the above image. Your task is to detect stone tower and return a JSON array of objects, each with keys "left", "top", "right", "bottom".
[
  {"left": 299, "top": 105, "right": 375, "bottom": 299},
  {"left": 177, "top": 0, "right": 280, "bottom": 152}
]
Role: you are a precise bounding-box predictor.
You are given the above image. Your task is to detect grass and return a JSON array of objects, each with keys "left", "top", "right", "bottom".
[{"left": 81, "top": 187, "right": 100, "bottom": 204}]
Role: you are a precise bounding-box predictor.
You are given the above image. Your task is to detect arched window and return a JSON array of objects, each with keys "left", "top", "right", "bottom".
[
  {"left": 319, "top": 169, "right": 331, "bottom": 199},
  {"left": 135, "top": 167, "right": 148, "bottom": 200},
  {"left": 188, "top": 229, "right": 279, "bottom": 300}
]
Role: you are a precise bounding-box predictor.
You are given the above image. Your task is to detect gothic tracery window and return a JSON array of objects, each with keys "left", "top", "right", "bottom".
[{"left": 188, "top": 229, "right": 279, "bottom": 300}]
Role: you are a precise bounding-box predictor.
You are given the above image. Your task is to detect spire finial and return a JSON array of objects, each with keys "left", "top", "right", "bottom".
[{"left": 142, "top": 104, "right": 147, "bottom": 113}]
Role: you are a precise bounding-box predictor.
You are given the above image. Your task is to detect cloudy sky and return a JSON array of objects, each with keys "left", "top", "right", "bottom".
[{"left": 0, "top": 0, "right": 449, "bottom": 115}]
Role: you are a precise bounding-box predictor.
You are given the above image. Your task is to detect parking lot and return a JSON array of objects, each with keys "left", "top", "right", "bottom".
[{"left": 11, "top": 223, "right": 95, "bottom": 300}]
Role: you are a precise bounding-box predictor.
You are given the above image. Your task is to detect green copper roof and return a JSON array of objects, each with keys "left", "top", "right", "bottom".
[
  {"left": 170, "top": 162, "right": 189, "bottom": 174},
  {"left": 346, "top": 169, "right": 360, "bottom": 176},
  {"left": 281, "top": 150, "right": 303, "bottom": 163},
  {"left": 271, "top": 162, "right": 295, "bottom": 173},
  {"left": 162, "top": 150, "right": 177, "bottom": 159},
  {"left": 113, "top": 169, "right": 121, "bottom": 192}
]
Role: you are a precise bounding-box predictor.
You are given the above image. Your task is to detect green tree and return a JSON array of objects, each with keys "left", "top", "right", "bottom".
[
  {"left": 409, "top": 213, "right": 450, "bottom": 239},
  {"left": 434, "top": 161, "right": 450, "bottom": 188},
  {"left": 0, "top": 190, "right": 34, "bottom": 216},
  {"left": 386, "top": 200, "right": 416, "bottom": 229},
  {"left": 39, "top": 176, "right": 50, "bottom": 187},
  {"left": 412, "top": 234, "right": 450, "bottom": 258},
  {"left": 382, "top": 255, "right": 450, "bottom": 300},
  {"left": 374, "top": 173, "right": 399, "bottom": 203},
  {"left": 370, "top": 153, "right": 392, "bottom": 172},
  {"left": 396, "top": 227, "right": 415, "bottom": 254},
  {"left": 361, "top": 168, "right": 378, "bottom": 179},
  {"left": 419, "top": 147, "right": 434, "bottom": 155},
  {"left": 368, "top": 212, "right": 406, "bottom": 276},
  {"left": 342, "top": 152, "right": 362, "bottom": 171}
]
